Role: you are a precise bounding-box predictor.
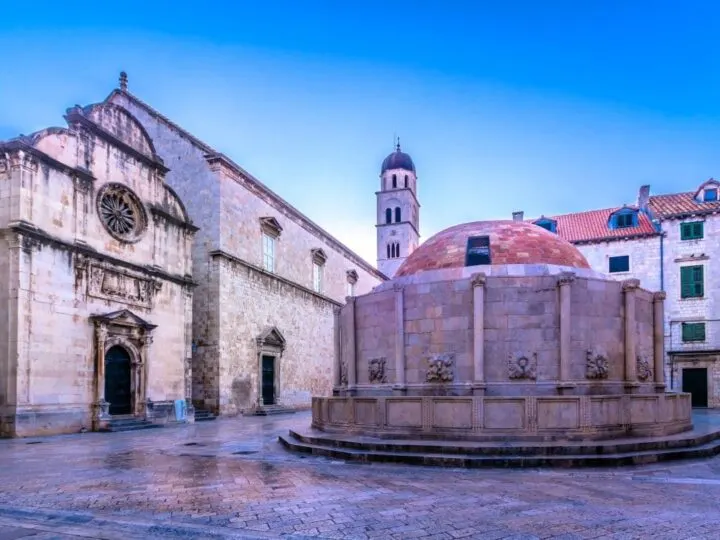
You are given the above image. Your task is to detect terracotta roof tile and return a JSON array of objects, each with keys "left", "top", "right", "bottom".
[
  {"left": 648, "top": 191, "right": 720, "bottom": 218},
  {"left": 531, "top": 207, "right": 658, "bottom": 244}
]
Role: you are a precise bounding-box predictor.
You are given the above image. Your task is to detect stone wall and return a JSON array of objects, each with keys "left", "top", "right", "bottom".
[
  {"left": 340, "top": 269, "right": 660, "bottom": 395},
  {"left": 355, "top": 289, "right": 396, "bottom": 384},
  {"left": 576, "top": 236, "right": 662, "bottom": 292},
  {"left": 569, "top": 278, "right": 624, "bottom": 380},
  {"left": 216, "top": 256, "right": 336, "bottom": 414}
]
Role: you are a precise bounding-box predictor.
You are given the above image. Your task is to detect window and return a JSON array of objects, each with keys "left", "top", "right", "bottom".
[
  {"left": 388, "top": 242, "right": 400, "bottom": 258},
  {"left": 312, "top": 262, "right": 323, "bottom": 293},
  {"left": 394, "top": 207, "right": 401, "bottom": 223},
  {"left": 608, "top": 255, "right": 630, "bottom": 273},
  {"left": 534, "top": 218, "right": 557, "bottom": 233},
  {"left": 385, "top": 208, "right": 392, "bottom": 224},
  {"left": 680, "top": 221, "right": 704, "bottom": 240},
  {"left": 466, "top": 236, "right": 491, "bottom": 266},
  {"left": 615, "top": 212, "right": 634, "bottom": 228},
  {"left": 262, "top": 234, "right": 275, "bottom": 272},
  {"left": 704, "top": 188, "right": 718, "bottom": 202},
  {"left": 404, "top": 175, "right": 408, "bottom": 188},
  {"left": 682, "top": 322, "right": 706, "bottom": 342},
  {"left": 392, "top": 174, "right": 397, "bottom": 188},
  {"left": 680, "top": 265, "right": 704, "bottom": 298}
]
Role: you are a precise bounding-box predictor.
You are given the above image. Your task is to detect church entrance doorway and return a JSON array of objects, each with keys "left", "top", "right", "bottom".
[
  {"left": 683, "top": 367, "right": 708, "bottom": 408},
  {"left": 262, "top": 355, "right": 276, "bottom": 405},
  {"left": 105, "top": 345, "right": 133, "bottom": 415}
]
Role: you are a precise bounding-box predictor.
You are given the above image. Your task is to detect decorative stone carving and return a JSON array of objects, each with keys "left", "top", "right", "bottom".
[
  {"left": 622, "top": 278, "right": 641, "bottom": 292},
  {"left": 508, "top": 353, "right": 537, "bottom": 380},
  {"left": 637, "top": 355, "right": 653, "bottom": 382},
  {"left": 368, "top": 357, "right": 387, "bottom": 384},
  {"left": 97, "top": 183, "right": 147, "bottom": 243},
  {"left": 586, "top": 350, "right": 609, "bottom": 380},
  {"left": 557, "top": 272, "right": 576, "bottom": 286},
  {"left": 471, "top": 272, "right": 487, "bottom": 288},
  {"left": 340, "top": 361, "right": 348, "bottom": 386},
  {"left": 87, "top": 265, "right": 155, "bottom": 308},
  {"left": 426, "top": 353, "right": 455, "bottom": 383}
]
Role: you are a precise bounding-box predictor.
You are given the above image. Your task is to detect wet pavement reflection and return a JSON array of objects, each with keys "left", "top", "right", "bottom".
[{"left": 0, "top": 411, "right": 720, "bottom": 538}]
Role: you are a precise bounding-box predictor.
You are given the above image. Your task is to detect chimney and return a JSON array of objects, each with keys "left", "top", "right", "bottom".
[
  {"left": 512, "top": 211, "right": 524, "bottom": 222},
  {"left": 637, "top": 185, "right": 650, "bottom": 210}
]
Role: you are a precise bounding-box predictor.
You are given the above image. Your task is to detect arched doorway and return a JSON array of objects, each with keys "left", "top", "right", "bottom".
[{"left": 105, "top": 345, "right": 132, "bottom": 415}]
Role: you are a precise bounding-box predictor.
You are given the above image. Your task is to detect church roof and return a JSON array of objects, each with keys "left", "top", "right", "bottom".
[{"left": 396, "top": 220, "right": 589, "bottom": 277}]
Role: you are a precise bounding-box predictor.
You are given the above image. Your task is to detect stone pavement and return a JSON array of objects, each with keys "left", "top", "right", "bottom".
[{"left": 1, "top": 412, "right": 720, "bottom": 539}]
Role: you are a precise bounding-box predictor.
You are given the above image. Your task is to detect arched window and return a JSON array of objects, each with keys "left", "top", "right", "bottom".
[
  {"left": 395, "top": 207, "right": 401, "bottom": 223},
  {"left": 404, "top": 175, "right": 408, "bottom": 188},
  {"left": 392, "top": 174, "right": 397, "bottom": 188},
  {"left": 387, "top": 243, "right": 391, "bottom": 258},
  {"left": 395, "top": 243, "right": 400, "bottom": 257},
  {"left": 385, "top": 208, "right": 392, "bottom": 224}
]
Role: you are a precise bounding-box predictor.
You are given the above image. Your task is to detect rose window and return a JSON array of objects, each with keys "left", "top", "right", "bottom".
[{"left": 97, "top": 184, "right": 146, "bottom": 242}]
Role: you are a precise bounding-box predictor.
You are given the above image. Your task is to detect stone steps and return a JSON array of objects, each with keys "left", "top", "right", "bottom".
[
  {"left": 279, "top": 427, "right": 720, "bottom": 468},
  {"left": 244, "top": 405, "right": 296, "bottom": 417},
  {"left": 194, "top": 409, "right": 217, "bottom": 422},
  {"left": 104, "top": 417, "right": 161, "bottom": 433}
]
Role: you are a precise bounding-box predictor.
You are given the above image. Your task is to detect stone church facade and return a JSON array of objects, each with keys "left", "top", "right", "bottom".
[
  {"left": 0, "top": 100, "right": 196, "bottom": 437},
  {"left": 106, "top": 75, "right": 385, "bottom": 416}
]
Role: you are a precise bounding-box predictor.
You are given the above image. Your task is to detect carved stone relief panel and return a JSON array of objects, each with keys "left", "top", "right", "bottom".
[
  {"left": 637, "top": 355, "right": 653, "bottom": 382},
  {"left": 586, "top": 350, "right": 609, "bottom": 380},
  {"left": 87, "top": 264, "right": 159, "bottom": 308},
  {"left": 508, "top": 353, "right": 537, "bottom": 380},
  {"left": 368, "top": 357, "right": 387, "bottom": 384},
  {"left": 426, "top": 353, "right": 455, "bottom": 383}
]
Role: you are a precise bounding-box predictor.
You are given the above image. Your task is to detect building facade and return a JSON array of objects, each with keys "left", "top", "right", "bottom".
[
  {"left": 522, "top": 179, "right": 720, "bottom": 409},
  {"left": 0, "top": 101, "right": 196, "bottom": 437},
  {"left": 106, "top": 74, "right": 386, "bottom": 416}
]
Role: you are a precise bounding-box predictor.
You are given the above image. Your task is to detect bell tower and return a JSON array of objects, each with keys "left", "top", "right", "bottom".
[{"left": 376, "top": 138, "right": 420, "bottom": 277}]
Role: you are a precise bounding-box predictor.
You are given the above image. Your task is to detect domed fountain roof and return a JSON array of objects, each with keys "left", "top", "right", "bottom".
[{"left": 396, "top": 220, "right": 590, "bottom": 277}]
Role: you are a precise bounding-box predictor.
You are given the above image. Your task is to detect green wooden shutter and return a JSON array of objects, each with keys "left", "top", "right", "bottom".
[{"left": 681, "top": 266, "right": 704, "bottom": 298}]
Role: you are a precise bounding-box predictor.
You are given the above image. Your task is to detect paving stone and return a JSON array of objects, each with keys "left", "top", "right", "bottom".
[{"left": 0, "top": 412, "right": 719, "bottom": 539}]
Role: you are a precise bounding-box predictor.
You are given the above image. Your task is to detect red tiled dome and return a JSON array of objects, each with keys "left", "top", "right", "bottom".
[{"left": 396, "top": 220, "right": 590, "bottom": 277}]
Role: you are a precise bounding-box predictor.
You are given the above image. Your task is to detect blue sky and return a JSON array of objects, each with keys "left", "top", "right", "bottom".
[{"left": 2, "top": 1, "right": 720, "bottom": 263}]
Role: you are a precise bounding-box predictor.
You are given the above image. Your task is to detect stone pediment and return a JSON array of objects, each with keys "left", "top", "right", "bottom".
[
  {"left": 257, "top": 326, "right": 286, "bottom": 351},
  {"left": 90, "top": 309, "right": 157, "bottom": 330},
  {"left": 259, "top": 217, "right": 283, "bottom": 237},
  {"left": 311, "top": 248, "right": 327, "bottom": 265}
]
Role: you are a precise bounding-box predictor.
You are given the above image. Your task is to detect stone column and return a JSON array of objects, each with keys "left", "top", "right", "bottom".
[
  {"left": 653, "top": 291, "right": 666, "bottom": 388},
  {"left": 622, "top": 279, "right": 640, "bottom": 386},
  {"left": 333, "top": 306, "right": 343, "bottom": 392},
  {"left": 139, "top": 334, "right": 153, "bottom": 415},
  {"left": 93, "top": 324, "right": 109, "bottom": 431},
  {"left": 558, "top": 272, "right": 575, "bottom": 388},
  {"left": 393, "top": 283, "right": 406, "bottom": 391},
  {"left": 471, "top": 273, "right": 487, "bottom": 394},
  {"left": 345, "top": 296, "right": 357, "bottom": 392}
]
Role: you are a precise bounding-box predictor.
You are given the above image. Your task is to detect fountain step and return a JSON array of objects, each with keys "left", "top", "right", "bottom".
[{"left": 279, "top": 427, "right": 720, "bottom": 468}]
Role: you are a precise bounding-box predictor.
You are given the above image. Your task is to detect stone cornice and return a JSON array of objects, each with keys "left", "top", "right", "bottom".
[
  {"left": 6, "top": 221, "right": 195, "bottom": 288},
  {"left": 0, "top": 140, "right": 95, "bottom": 184},
  {"left": 208, "top": 249, "right": 342, "bottom": 308},
  {"left": 570, "top": 231, "right": 662, "bottom": 246},
  {"left": 375, "top": 219, "right": 420, "bottom": 237},
  {"left": 64, "top": 107, "right": 169, "bottom": 174},
  {"left": 149, "top": 205, "right": 199, "bottom": 233},
  {"left": 374, "top": 186, "right": 422, "bottom": 209}
]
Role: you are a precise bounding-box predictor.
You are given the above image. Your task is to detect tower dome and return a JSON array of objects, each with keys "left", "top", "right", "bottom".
[{"left": 381, "top": 140, "right": 415, "bottom": 174}]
